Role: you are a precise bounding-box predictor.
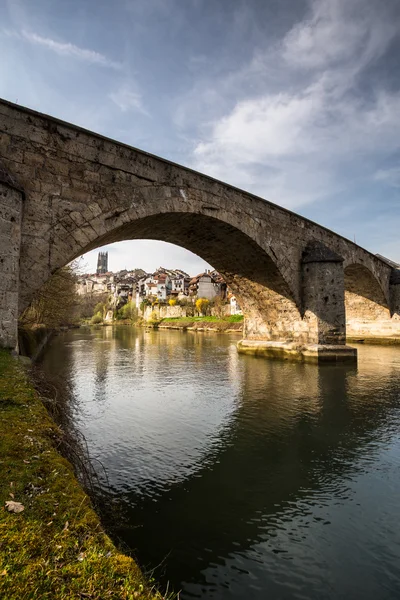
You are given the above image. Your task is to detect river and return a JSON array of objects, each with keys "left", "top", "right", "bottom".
[{"left": 39, "top": 326, "right": 400, "bottom": 599}]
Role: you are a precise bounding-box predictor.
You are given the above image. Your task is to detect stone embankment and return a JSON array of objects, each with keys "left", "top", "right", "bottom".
[{"left": 0, "top": 350, "right": 165, "bottom": 600}]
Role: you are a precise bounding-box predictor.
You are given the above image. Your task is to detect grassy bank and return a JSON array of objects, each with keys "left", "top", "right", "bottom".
[
  {"left": 0, "top": 350, "right": 167, "bottom": 600},
  {"left": 155, "top": 315, "right": 243, "bottom": 332}
]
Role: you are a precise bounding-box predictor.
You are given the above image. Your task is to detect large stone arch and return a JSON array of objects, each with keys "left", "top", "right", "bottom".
[{"left": 21, "top": 197, "right": 307, "bottom": 344}]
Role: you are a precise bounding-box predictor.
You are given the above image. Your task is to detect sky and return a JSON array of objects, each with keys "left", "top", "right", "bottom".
[{"left": 1, "top": 0, "right": 399, "bottom": 275}]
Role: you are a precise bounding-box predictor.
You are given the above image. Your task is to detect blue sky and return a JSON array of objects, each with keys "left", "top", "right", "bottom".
[{"left": 1, "top": 0, "right": 399, "bottom": 275}]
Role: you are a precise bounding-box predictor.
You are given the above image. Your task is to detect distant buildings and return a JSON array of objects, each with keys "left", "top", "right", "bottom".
[
  {"left": 188, "top": 270, "right": 227, "bottom": 300},
  {"left": 77, "top": 253, "right": 241, "bottom": 314},
  {"left": 135, "top": 268, "right": 191, "bottom": 305}
]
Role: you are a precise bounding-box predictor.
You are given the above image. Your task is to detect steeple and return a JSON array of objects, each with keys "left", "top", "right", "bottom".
[{"left": 96, "top": 251, "right": 108, "bottom": 274}]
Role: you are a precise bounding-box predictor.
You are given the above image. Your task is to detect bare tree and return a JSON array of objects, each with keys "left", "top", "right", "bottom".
[{"left": 19, "top": 263, "right": 80, "bottom": 328}]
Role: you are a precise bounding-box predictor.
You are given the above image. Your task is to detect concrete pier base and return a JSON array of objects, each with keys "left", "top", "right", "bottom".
[
  {"left": 237, "top": 339, "right": 357, "bottom": 364},
  {"left": 346, "top": 336, "right": 400, "bottom": 345}
]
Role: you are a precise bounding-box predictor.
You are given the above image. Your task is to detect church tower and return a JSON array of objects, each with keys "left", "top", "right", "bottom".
[{"left": 96, "top": 251, "right": 108, "bottom": 274}]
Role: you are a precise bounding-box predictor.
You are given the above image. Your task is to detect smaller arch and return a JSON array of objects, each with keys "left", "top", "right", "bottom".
[{"left": 344, "top": 264, "right": 392, "bottom": 340}]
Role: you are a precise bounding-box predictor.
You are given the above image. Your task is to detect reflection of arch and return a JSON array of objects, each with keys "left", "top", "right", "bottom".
[{"left": 345, "top": 264, "right": 392, "bottom": 339}]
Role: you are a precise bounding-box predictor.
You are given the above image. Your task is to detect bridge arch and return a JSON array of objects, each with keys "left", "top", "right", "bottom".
[
  {"left": 22, "top": 203, "right": 307, "bottom": 344},
  {"left": 344, "top": 263, "right": 393, "bottom": 340}
]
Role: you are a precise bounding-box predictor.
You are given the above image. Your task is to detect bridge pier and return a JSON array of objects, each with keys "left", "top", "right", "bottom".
[
  {"left": 238, "top": 242, "right": 357, "bottom": 363},
  {"left": 0, "top": 179, "right": 23, "bottom": 352}
]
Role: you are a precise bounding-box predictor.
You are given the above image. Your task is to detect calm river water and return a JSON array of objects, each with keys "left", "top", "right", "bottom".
[{"left": 39, "top": 326, "right": 400, "bottom": 599}]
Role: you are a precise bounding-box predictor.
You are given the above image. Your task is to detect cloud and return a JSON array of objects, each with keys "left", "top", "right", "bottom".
[
  {"left": 4, "top": 29, "right": 122, "bottom": 70},
  {"left": 282, "top": 0, "right": 398, "bottom": 72},
  {"left": 192, "top": 84, "right": 400, "bottom": 207},
  {"left": 109, "top": 85, "right": 149, "bottom": 115},
  {"left": 374, "top": 166, "right": 400, "bottom": 189},
  {"left": 187, "top": 0, "right": 400, "bottom": 209}
]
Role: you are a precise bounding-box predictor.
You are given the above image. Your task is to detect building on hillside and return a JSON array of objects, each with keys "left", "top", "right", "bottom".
[
  {"left": 170, "top": 273, "right": 190, "bottom": 296},
  {"left": 77, "top": 267, "right": 147, "bottom": 311},
  {"left": 188, "top": 270, "right": 226, "bottom": 300},
  {"left": 135, "top": 268, "right": 191, "bottom": 305},
  {"left": 210, "top": 270, "right": 227, "bottom": 299},
  {"left": 76, "top": 272, "right": 111, "bottom": 295},
  {"left": 111, "top": 282, "right": 132, "bottom": 308},
  {"left": 153, "top": 273, "right": 171, "bottom": 300},
  {"left": 135, "top": 274, "right": 161, "bottom": 305},
  {"left": 96, "top": 251, "right": 108, "bottom": 275}
]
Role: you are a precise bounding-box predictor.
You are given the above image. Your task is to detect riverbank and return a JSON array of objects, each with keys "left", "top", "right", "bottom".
[
  {"left": 147, "top": 315, "right": 243, "bottom": 333},
  {"left": 0, "top": 350, "right": 166, "bottom": 600},
  {"left": 81, "top": 315, "right": 244, "bottom": 333}
]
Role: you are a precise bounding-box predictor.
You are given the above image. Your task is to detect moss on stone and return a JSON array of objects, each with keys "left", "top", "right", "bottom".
[{"left": 0, "top": 350, "right": 167, "bottom": 600}]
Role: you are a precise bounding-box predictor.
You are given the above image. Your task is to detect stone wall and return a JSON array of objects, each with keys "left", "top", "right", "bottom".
[
  {"left": 0, "top": 181, "right": 23, "bottom": 350},
  {"left": 143, "top": 305, "right": 187, "bottom": 321},
  {"left": 142, "top": 303, "right": 232, "bottom": 322},
  {"left": 211, "top": 304, "right": 231, "bottom": 317}
]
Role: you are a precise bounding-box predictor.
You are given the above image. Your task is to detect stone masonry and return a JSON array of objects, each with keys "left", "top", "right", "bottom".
[
  {"left": 0, "top": 174, "right": 23, "bottom": 350},
  {"left": 0, "top": 99, "right": 399, "bottom": 360}
]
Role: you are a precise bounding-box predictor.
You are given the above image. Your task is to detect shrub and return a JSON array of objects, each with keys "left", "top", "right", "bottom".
[
  {"left": 76, "top": 292, "right": 108, "bottom": 320},
  {"left": 19, "top": 263, "right": 79, "bottom": 328},
  {"left": 117, "top": 301, "right": 137, "bottom": 321},
  {"left": 169, "top": 298, "right": 177, "bottom": 306},
  {"left": 139, "top": 299, "right": 149, "bottom": 313},
  {"left": 148, "top": 310, "right": 161, "bottom": 327},
  {"left": 195, "top": 298, "right": 209, "bottom": 316},
  {"left": 212, "top": 295, "right": 226, "bottom": 318},
  {"left": 93, "top": 302, "right": 106, "bottom": 317},
  {"left": 91, "top": 312, "right": 103, "bottom": 324}
]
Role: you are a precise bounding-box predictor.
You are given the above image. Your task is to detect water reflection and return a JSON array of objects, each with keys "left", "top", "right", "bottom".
[{"left": 39, "top": 329, "right": 400, "bottom": 600}]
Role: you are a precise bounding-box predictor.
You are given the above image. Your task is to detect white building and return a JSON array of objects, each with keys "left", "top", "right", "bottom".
[{"left": 229, "top": 295, "right": 242, "bottom": 315}]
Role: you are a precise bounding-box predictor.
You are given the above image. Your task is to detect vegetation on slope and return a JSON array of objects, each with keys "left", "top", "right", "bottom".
[{"left": 0, "top": 350, "right": 170, "bottom": 600}]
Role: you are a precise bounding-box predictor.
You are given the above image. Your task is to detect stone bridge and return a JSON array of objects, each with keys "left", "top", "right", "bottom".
[{"left": 0, "top": 99, "right": 399, "bottom": 361}]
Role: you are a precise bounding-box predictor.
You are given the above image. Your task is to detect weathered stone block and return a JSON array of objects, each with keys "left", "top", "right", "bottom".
[
  {"left": 302, "top": 243, "right": 346, "bottom": 345},
  {"left": 0, "top": 182, "right": 23, "bottom": 349}
]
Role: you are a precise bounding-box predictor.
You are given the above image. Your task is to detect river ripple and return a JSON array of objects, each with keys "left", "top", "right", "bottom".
[{"left": 39, "top": 327, "right": 400, "bottom": 600}]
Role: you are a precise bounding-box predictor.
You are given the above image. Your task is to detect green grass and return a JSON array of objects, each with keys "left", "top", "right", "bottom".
[
  {"left": 0, "top": 350, "right": 171, "bottom": 600},
  {"left": 161, "top": 315, "right": 243, "bottom": 324},
  {"left": 154, "top": 315, "right": 243, "bottom": 332},
  {"left": 226, "top": 314, "right": 244, "bottom": 323}
]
